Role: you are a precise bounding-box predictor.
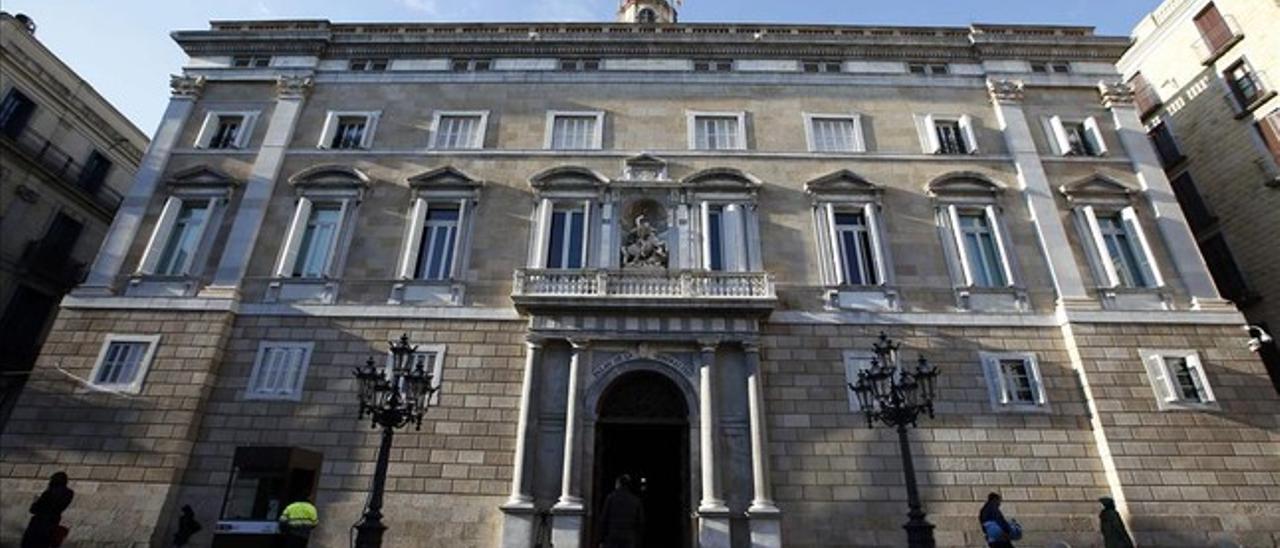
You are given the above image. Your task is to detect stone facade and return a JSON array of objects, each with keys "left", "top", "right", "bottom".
[{"left": 3, "top": 5, "right": 1280, "bottom": 548}]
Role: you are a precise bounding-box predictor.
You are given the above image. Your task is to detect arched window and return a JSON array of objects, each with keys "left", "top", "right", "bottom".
[{"left": 637, "top": 8, "right": 657, "bottom": 23}]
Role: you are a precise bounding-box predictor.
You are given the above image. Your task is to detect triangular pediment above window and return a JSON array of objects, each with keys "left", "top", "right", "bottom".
[
  {"left": 804, "top": 169, "right": 882, "bottom": 196},
  {"left": 407, "top": 166, "right": 483, "bottom": 193},
  {"left": 926, "top": 172, "right": 1006, "bottom": 197},
  {"left": 681, "top": 167, "right": 763, "bottom": 190},
  {"left": 530, "top": 166, "right": 610, "bottom": 190},
  {"left": 1058, "top": 174, "right": 1137, "bottom": 202},
  {"left": 167, "top": 165, "right": 237, "bottom": 188},
  {"left": 288, "top": 164, "right": 371, "bottom": 188},
  {"left": 621, "top": 153, "right": 670, "bottom": 181}
]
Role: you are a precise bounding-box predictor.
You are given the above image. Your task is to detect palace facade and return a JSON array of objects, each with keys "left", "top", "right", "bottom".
[{"left": 2, "top": 2, "right": 1279, "bottom": 547}]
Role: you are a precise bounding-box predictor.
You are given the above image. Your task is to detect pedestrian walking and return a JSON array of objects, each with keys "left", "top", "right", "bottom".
[
  {"left": 277, "top": 497, "right": 318, "bottom": 548},
  {"left": 598, "top": 474, "right": 645, "bottom": 548},
  {"left": 21, "top": 471, "right": 74, "bottom": 548},
  {"left": 172, "top": 504, "right": 202, "bottom": 547},
  {"left": 979, "top": 492, "right": 1022, "bottom": 548},
  {"left": 1098, "top": 496, "right": 1135, "bottom": 548}
]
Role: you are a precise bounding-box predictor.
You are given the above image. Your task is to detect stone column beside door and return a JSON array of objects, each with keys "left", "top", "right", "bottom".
[
  {"left": 698, "top": 340, "right": 731, "bottom": 548},
  {"left": 744, "top": 342, "right": 781, "bottom": 547},
  {"left": 552, "top": 340, "right": 589, "bottom": 548}
]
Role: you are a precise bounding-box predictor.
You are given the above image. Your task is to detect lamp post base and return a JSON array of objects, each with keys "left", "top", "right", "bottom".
[
  {"left": 903, "top": 513, "right": 936, "bottom": 548},
  {"left": 353, "top": 515, "right": 387, "bottom": 548}
]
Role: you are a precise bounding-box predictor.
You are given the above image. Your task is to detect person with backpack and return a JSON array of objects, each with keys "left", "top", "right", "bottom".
[{"left": 979, "top": 492, "right": 1022, "bottom": 548}]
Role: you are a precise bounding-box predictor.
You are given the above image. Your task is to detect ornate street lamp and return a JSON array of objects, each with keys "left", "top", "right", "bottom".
[
  {"left": 848, "top": 332, "right": 940, "bottom": 548},
  {"left": 352, "top": 333, "right": 439, "bottom": 548}
]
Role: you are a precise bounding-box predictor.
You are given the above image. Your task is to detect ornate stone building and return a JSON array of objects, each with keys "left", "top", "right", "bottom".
[
  {"left": 3, "top": 2, "right": 1279, "bottom": 546},
  {"left": 1117, "top": 0, "right": 1280, "bottom": 392},
  {"left": 0, "top": 12, "right": 149, "bottom": 427}
]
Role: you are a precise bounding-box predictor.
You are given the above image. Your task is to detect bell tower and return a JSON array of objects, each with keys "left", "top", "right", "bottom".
[{"left": 618, "top": 0, "right": 678, "bottom": 24}]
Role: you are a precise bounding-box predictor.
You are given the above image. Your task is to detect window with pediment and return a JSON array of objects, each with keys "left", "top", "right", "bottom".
[
  {"left": 396, "top": 167, "right": 482, "bottom": 284},
  {"left": 808, "top": 171, "right": 897, "bottom": 311},
  {"left": 683, "top": 168, "right": 763, "bottom": 272},
  {"left": 1059, "top": 176, "right": 1164, "bottom": 292},
  {"left": 274, "top": 166, "right": 368, "bottom": 281},
  {"left": 528, "top": 167, "right": 610, "bottom": 269},
  {"left": 136, "top": 166, "right": 235, "bottom": 279}
]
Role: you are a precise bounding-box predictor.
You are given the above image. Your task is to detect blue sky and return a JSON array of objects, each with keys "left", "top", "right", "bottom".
[{"left": 5, "top": 0, "right": 1160, "bottom": 134}]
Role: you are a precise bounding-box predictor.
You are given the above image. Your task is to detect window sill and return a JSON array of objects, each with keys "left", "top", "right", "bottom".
[
  {"left": 1099, "top": 287, "right": 1172, "bottom": 311},
  {"left": 243, "top": 392, "right": 304, "bottom": 402},
  {"left": 389, "top": 280, "right": 465, "bottom": 306},
  {"left": 1232, "top": 91, "right": 1278, "bottom": 120},
  {"left": 125, "top": 275, "right": 202, "bottom": 298},
  {"left": 266, "top": 278, "right": 339, "bottom": 304},
  {"left": 989, "top": 403, "right": 1052, "bottom": 414},
  {"left": 954, "top": 287, "right": 1029, "bottom": 313},
  {"left": 1200, "top": 34, "right": 1245, "bottom": 67},
  {"left": 825, "top": 287, "right": 899, "bottom": 312},
  {"left": 1155, "top": 400, "right": 1221, "bottom": 412}
]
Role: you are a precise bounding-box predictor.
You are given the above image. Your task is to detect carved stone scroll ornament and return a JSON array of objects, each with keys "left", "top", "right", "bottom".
[
  {"left": 276, "top": 75, "right": 315, "bottom": 100},
  {"left": 621, "top": 214, "right": 669, "bottom": 268},
  {"left": 169, "top": 74, "right": 206, "bottom": 99},
  {"left": 1098, "top": 80, "right": 1136, "bottom": 109},
  {"left": 987, "top": 79, "right": 1025, "bottom": 104}
]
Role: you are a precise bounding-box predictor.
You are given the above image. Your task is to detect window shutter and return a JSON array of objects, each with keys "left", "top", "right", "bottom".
[
  {"left": 863, "top": 203, "right": 888, "bottom": 286},
  {"left": 922, "top": 114, "right": 941, "bottom": 153},
  {"left": 985, "top": 205, "right": 1016, "bottom": 287},
  {"left": 237, "top": 113, "right": 258, "bottom": 149},
  {"left": 323, "top": 199, "right": 352, "bottom": 277},
  {"left": 399, "top": 198, "right": 428, "bottom": 279},
  {"left": 1027, "top": 356, "right": 1047, "bottom": 405},
  {"left": 1184, "top": 353, "right": 1216, "bottom": 402},
  {"left": 992, "top": 357, "right": 1011, "bottom": 405},
  {"left": 580, "top": 200, "right": 592, "bottom": 268},
  {"left": 1049, "top": 116, "right": 1072, "bottom": 156},
  {"left": 942, "top": 205, "right": 973, "bottom": 287},
  {"left": 850, "top": 114, "right": 866, "bottom": 152},
  {"left": 1120, "top": 207, "right": 1163, "bottom": 287},
  {"left": 1083, "top": 117, "right": 1108, "bottom": 156},
  {"left": 318, "top": 113, "right": 338, "bottom": 148},
  {"left": 361, "top": 113, "right": 380, "bottom": 149},
  {"left": 176, "top": 199, "right": 215, "bottom": 276},
  {"left": 959, "top": 114, "right": 979, "bottom": 154},
  {"left": 1145, "top": 353, "right": 1178, "bottom": 403},
  {"left": 824, "top": 203, "right": 844, "bottom": 285},
  {"left": 1194, "top": 4, "right": 1232, "bottom": 52},
  {"left": 276, "top": 198, "right": 312, "bottom": 277},
  {"left": 1258, "top": 113, "right": 1280, "bottom": 166},
  {"left": 137, "top": 197, "right": 184, "bottom": 274},
  {"left": 194, "top": 113, "right": 218, "bottom": 148},
  {"left": 700, "top": 201, "right": 712, "bottom": 270},
  {"left": 450, "top": 198, "right": 470, "bottom": 279},
  {"left": 1082, "top": 206, "right": 1119, "bottom": 287}
]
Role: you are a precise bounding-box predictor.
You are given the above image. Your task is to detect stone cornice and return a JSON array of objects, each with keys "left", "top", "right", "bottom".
[
  {"left": 987, "top": 79, "right": 1026, "bottom": 103},
  {"left": 1097, "top": 80, "right": 1136, "bottom": 109}
]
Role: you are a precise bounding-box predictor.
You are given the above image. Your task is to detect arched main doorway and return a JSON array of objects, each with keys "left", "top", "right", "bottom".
[{"left": 590, "top": 370, "right": 691, "bottom": 548}]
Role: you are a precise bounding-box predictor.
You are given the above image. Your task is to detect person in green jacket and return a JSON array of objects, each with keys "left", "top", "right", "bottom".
[
  {"left": 1098, "top": 497, "right": 1135, "bottom": 548},
  {"left": 278, "top": 498, "right": 318, "bottom": 548}
]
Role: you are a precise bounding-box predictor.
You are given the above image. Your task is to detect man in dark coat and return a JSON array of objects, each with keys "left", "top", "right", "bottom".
[
  {"left": 979, "top": 492, "right": 1016, "bottom": 548},
  {"left": 1098, "top": 497, "right": 1135, "bottom": 548},
  {"left": 21, "top": 471, "right": 74, "bottom": 548},
  {"left": 173, "top": 504, "right": 202, "bottom": 546},
  {"left": 599, "top": 475, "right": 645, "bottom": 548}
]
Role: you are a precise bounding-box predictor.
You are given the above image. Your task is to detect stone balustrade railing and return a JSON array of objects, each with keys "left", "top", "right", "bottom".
[{"left": 513, "top": 268, "right": 775, "bottom": 300}]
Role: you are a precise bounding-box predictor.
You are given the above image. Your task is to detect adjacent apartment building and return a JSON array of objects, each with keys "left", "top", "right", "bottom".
[
  {"left": 1117, "top": 0, "right": 1280, "bottom": 390},
  {"left": 3, "top": 2, "right": 1278, "bottom": 547},
  {"left": 0, "top": 12, "right": 149, "bottom": 427}
]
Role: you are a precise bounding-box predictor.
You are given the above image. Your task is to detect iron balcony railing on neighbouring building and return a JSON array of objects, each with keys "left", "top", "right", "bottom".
[{"left": 1, "top": 126, "right": 124, "bottom": 213}]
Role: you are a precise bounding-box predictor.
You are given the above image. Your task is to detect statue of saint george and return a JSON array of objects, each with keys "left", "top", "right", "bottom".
[{"left": 621, "top": 214, "right": 668, "bottom": 268}]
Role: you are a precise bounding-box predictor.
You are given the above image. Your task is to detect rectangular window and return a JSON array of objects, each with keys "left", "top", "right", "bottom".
[
  {"left": 935, "top": 120, "right": 967, "bottom": 154},
  {"left": 802, "top": 60, "right": 842, "bottom": 73},
  {"left": 705, "top": 205, "right": 725, "bottom": 271},
  {"left": 1193, "top": 3, "right": 1236, "bottom": 55},
  {"left": 208, "top": 115, "right": 244, "bottom": 149},
  {"left": 292, "top": 204, "right": 342, "bottom": 278},
  {"left": 1078, "top": 206, "right": 1161, "bottom": 289},
  {"left": 692, "top": 115, "right": 743, "bottom": 150},
  {"left": 385, "top": 344, "right": 445, "bottom": 405},
  {"left": 1096, "top": 213, "right": 1151, "bottom": 288},
  {"left": 231, "top": 56, "right": 271, "bottom": 68},
  {"left": 1064, "top": 122, "right": 1096, "bottom": 156},
  {"left": 0, "top": 88, "right": 36, "bottom": 138},
  {"left": 1170, "top": 173, "right": 1216, "bottom": 233},
  {"left": 1129, "top": 73, "right": 1161, "bottom": 116},
  {"left": 414, "top": 207, "right": 459, "bottom": 280},
  {"left": 1148, "top": 121, "right": 1184, "bottom": 169},
  {"left": 1142, "top": 349, "right": 1216, "bottom": 409},
  {"left": 432, "top": 114, "right": 486, "bottom": 150},
  {"left": 833, "top": 212, "right": 879, "bottom": 285},
  {"left": 155, "top": 200, "right": 212, "bottom": 276},
  {"left": 78, "top": 151, "right": 112, "bottom": 193},
  {"left": 451, "top": 58, "right": 492, "bottom": 72},
  {"left": 957, "top": 212, "right": 1007, "bottom": 287},
  {"left": 549, "top": 114, "right": 601, "bottom": 150},
  {"left": 980, "top": 352, "right": 1046, "bottom": 410},
  {"left": 807, "top": 115, "right": 863, "bottom": 153},
  {"left": 908, "top": 63, "right": 949, "bottom": 75},
  {"left": 196, "top": 111, "right": 257, "bottom": 150},
  {"left": 330, "top": 116, "right": 367, "bottom": 149},
  {"left": 1225, "top": 60, "right": 1263, "bottom": 107},
  {"left": 1199, "top": 234, "right": 1251, "bottom": 303},
  {"left": 246, "top": 342, "right": 313, "bottom": 401},
  {"left": 559, "top": 58, "right": 601, "bottom": 72},
  {"left": 1257, "top": 110, "right": 1280, "bottom": 166},
  {"left": 40, "top": 212, "right": 84, "bottom": 262},
  {"left": 349, "top": 58, "right": 389, "bottom": 71},
  {"left": 89, "top": 335, "right": 160, "bottom": 394},
  {"left": 1047, "top": 116, "right": 1105, "bottom": 156},
  {"left": 546, "top": 205, "right": 586, "bottom": 269},
  {"left": 693, "top": 59, "right": 734, "bottom": 72}
]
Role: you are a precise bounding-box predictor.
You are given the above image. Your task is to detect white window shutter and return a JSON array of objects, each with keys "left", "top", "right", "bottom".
[
  {"left": 863, "top": 203, "right": 887, "bottom": 286},
  {"left": 580, "top": 200, "right": 592, "bottom": 268},
  {"left": 850, "top": 114, "right": 866, "bottom": 152},
  {"left": 450, "top": 198, "right": 470, "bottom": 279},
  {"left": 138, "top": 196, "right": 184, "bottom": 274},
  {"left": 1121, "top": 207, "right": 1163, "bottom": 287},
  {"left": 324, "top": 199, "right": 352, "bottom": 277},
  {"left": 990, "top": 357, "right": 1011, "bottom": 405},
  {"left": 959, "top": 114, "right": 979, "bottom": 154},
  {"left": 1184, "top": 353, "right": 1215, "bottom": 402},
  {"left": 1082, "top": 206, "right": 1119, "bottom": 287},
  {"left": 1027, "top": 356, "right": 1048, "bottom": 405},
  {"left": 176, "top": 199, "right": 215, "bottom": 275},
  {"left": 923, "top": 114, "right": 941, "bottom": 153},
  {"left": 1083, "top": 117, "right": 1108, "bottom": 155},
  {"left": 194, "top": 113, "right": 217, "bottom": 149},
  {"left": 361, "top": 113, "right": 380, "bottom": 149},
  {"left": 1146, "top": 353, "right": 1179, "bottom": 403},
  {"left": 1049, "top": 115, "right": 1072, "bottom": 156},
  {"left": 276, "top": 198, "right": 312, "bottom": 277},
  {"left": 700, "top": 201, "right": 712, "bottom": 270},
  {"left": 532, "top": 199, "right": 553, "bottom": 268},
  {"left": 825, "top": 203, "right": 844, "bottom": 285},
  {"left": 399, "top": 198, "right": 429, "bottom": 279},
  {"left": 945, "top": 205, "right": 974, "bottom": 287},
  {"left": 236, "top": 113, "right": 258, "bottom": 149},
  {"left": 985, "top": 205, "right": 1016, "bottom": 287},
  {"left": 318, "top": 113, "right": 338, "bottom": 148}
]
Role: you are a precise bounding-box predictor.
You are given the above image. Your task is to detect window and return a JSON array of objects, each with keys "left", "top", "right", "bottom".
[
  {"left": 705, "top": 204, "right": 725, "bottom": 271},
  {"left": 1257, "top": 110, "right": 1280, "bottom": 166},
  {"left": 431, "top": 112, "right": 488, "bottom": 150},
  {"left": 88, "top": 335, "right": 160, "bottom": 394},
  {"left": 828, "top": 209, "right": 881, "bottom": 285},
  {"left": 1047, "top": 116, "right": 1106, "bottom": 157},
  {"left": 1193, "top": 3, "right": 1237, "bottom": 57},
  {"left": 151, "top": 199, "right": 213, "bottom": 276},
  {"left": 1031, "top": 62, "right": 1071, "bottom": 74},
  {"left": 693, "top": 59, "right": 734, "bottom": 73},
  {"left": 980, "top": 352, "right": 1047, "bottom": 410},
  {"left": 937, "top": 204, "right": 1015, "bottom": 289},
  {"left": 637, "top": 8, "right": 657, "bottom": 23},
  {"left": 451, "top": 58, "right": 492, "bottom": 72},
  {"left": 1141, "top": 349, "right": 1216, "bottom": 409},
  {"left": 36, "top": 212, "right": 83, "bottom": 264},
  {"left": 318, "top": 111, "right": 379, "bottom": 150},
  {"left": 546, "top": 204, "right": 587, "bottom": 269},
  {"left": 699, "top": 200, "right": 755, "bottom": 272},
  {"left": 231, "top": 56, "right": 271, "bottom": 68},
  {"left": 802, "top": 60, "right": 842, "bottom": 73},
  {"left": 1129, "top": 73, "right": 1162, "bottom": 117},
  {"left": 276, "top": 198, "right": 356, "bottom": 279},
  {"left": 245, "top": 342, "right": 313, "bottom": 401},
  {"left": 1225, "top": 59, "right": 1264, "bottom": 108},
  {"left": 908, "top": 63, "right": 949, "bottom": 75},
  {"left": 196, "top": 111, "right": 258, "bottom": 149},
  {"left": 394, "top": 167, "right": 480, "bottom": 293},
  {"left": 842, "top": 350, "right": 876, "bottom": 412},
  {"left": 1077, "top": 207, "right": 1162, "bottom": 289},
  {"left": 1148, "top": 121, "right": 1184, "bottom": 169},
  {"left": 78, "top": 151, "right": 112, "bottom": 192},
  {"left": 0, "top": 88, "right": 36, "bottom": 138},
  {"left": 1169, "top": 173, "right": 1216, "bottom": 233},
  {"left": 689, "top": 113, "right": 746, "bottom": 150},
  {"left": 805, "top": 114, "right": 865, "bottom": 153},
  {"left": 1199, "top": 234, "right": 1252, "bottom": 303},
  {"left": 922, "top": 115, "right": 977, "bottom": 154},
  {"left": 559, "top": 58, "right": 601, "bottom": 72},
  {"left": 547, "top": 112, "right": 604, "bottom": 150},
  {"left": 385, "top": 344, "right": 445, "bottom": 405},
  {"left": 349, "top": 58, "right": 389, "bottom": 71},
  {"left": 414, "top": 207, "right": 460, "bottom": 280}
]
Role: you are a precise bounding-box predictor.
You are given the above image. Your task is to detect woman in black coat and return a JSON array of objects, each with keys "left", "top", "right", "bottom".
[{"left": 21, "top": 472, "right": 74, "bottom": 548}]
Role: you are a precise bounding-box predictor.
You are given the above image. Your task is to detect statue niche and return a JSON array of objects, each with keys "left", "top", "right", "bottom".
[{"left": 620, "top": 199, "right": 669, "bottom": 269}]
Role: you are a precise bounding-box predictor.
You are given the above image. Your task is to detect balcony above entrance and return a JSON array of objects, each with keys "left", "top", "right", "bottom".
[{"left": 512, "top": 268, "right": 776, "bottom": 313}]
